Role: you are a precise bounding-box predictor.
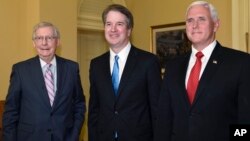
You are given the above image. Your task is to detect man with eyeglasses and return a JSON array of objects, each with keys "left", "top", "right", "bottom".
[{"left": 2, "top": 21, "right": 86, "bottom": 141}]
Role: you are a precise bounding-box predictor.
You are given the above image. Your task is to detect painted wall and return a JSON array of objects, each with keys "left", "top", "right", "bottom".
[
  {"left": 40, "top": 0, "right": 78, "bottom": 60},
  {"left": 126, "top": 0, "right": 232, "bottom": 52},
  {"left": 0, "top": 0, "right": 25, "bottom": 100},
  {"left": 0, "top": 1, "right": 233, "bottom": 140},
  {"left": 0, "top": 0, "right": 77, "bottom": 100},
  {"left": 0, "top": 0, "right": 233, "bottom": 99}
]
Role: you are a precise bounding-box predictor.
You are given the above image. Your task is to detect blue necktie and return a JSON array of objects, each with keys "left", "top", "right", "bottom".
[{"left": 112, "top": 55, "right": 119, "bottom": 96}]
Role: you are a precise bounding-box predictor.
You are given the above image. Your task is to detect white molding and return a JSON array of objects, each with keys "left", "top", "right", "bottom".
[
  {"left": 77, "top": 0, "right": 126, "bottom": 30},
  {"left": 232, "top": 0, "right": 239, "bottom": 50},
  {"left": 112, "top": 0, "right": 126, "bottom": 6},
  {"left": 232, "top": 0, "right": 249, "bottom": 52},
  {"left": 77, "top": 15, "right": 103, "bottom": 31},
  {"left": 77, "top": 0, "right": 83, "bottom": 16}
]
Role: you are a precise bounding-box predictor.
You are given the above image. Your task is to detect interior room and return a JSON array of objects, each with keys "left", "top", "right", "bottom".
[{"left": 0, "top": 0, "right": 249, "bottom": 140}]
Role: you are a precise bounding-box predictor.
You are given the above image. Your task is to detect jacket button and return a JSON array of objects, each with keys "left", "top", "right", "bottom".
[
  {"left": 115, "top": 111, "right": 119, "bottom": 115},
  {"left": 47, "top": 129, "right": 52, "bottom": 132}
]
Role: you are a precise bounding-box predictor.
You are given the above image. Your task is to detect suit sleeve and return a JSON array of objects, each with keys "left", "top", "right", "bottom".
[
  {"left": 147, "top": 56, "right": 162, "bottom": 132},
  {"left": 88, "top": 60, "right": 100, "bottom": 141},
  {"left": 3, "top": 65, "right": 21, "bottom": 141},
  {"left": 238, "top": 55, "right": 250, "bottom": 123},
  {"left": 154, "top": 67, "right": 172, "bottom": 141},
  {"left": 68, "top": 63, "right": 86, "bottom": 141}
]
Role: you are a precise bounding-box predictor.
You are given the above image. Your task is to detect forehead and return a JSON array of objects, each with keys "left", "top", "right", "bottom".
[
  {"left": 35, "top": 26, "right": 54, "bottom": 35},
  {"left": 106, "top": 11, "right": 126, "bottom": 22},
  {"left": 187, "top": 5, "right": 210, "bottom": 18}
]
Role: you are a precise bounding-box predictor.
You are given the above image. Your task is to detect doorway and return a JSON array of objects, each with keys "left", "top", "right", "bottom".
[{"left": 77, "top": 29, "right": 108, "bottom": 141}]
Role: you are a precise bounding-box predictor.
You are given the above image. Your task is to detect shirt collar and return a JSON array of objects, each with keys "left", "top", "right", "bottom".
[
  {"left": 40, "top": 56, "right": 57, "bottom": 68},
  {"left": 110, "top": 42, "right": 131, "bottom": 62},
  {"left": 191, "top": 40, "right": 216, "bottom": 59}
]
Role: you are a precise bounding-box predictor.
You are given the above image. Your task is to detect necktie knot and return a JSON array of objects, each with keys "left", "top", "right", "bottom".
[
  {"left": 115, "top": 55, "right": 119, "bottom": 62},
  {"left": 196, "top": 51, "right": 204, "bottom": 59},
  {"left": 45, "top": 64, "right": 53, "bottom": 75},
  {"left": 46, "top": 63, "right": 52, "bottom": 71}
]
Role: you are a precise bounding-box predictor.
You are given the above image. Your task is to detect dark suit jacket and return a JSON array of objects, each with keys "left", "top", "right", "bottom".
[
  {"left": 3, "top": 56, "right": 86, "bottom": 141},
  {"left": 154, "top": 41, "right": 250, "bottom": 141},
  {"left": 88, "top": 46, "right": 162, "bottom": 141}
]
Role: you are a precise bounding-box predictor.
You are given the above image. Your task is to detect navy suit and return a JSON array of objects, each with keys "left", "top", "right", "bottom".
[
  {"left": 154, "top": 42, "right": 250, "bottom": 141},
  {"left": 3, "top": 56, "right": 86, "bottom": 141},
  {"left": 88, "top": 46, "right": 162, "bottom": 141}
]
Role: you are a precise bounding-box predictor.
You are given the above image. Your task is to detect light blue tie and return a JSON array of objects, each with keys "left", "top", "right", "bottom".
[{"left": 112, "top": 55, "right": 119, "bottom": 96}]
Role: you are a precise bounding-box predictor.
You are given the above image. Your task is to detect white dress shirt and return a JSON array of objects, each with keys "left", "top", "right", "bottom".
[
  {"left": 110, "top": 42, "right": 131, "bottom": 82},
  {"left": 185, "top": 40, "right": 217, "bottom": 88},
  {"left": 40, "top": 56, "right": 57, "bottom": 92}
]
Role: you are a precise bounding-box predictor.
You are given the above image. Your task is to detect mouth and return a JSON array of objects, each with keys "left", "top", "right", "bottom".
[
  {"left": 40, "top": 48, "right": 51, "bottom": 51},
  {"left": 192, "top": 32, "right": 201, "bottom": 35},
  {"left": 109, "top": 34, "right": 119, "bottom": 38}
]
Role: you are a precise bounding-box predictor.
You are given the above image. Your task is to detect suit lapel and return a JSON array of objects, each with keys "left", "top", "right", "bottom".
[
  {"left": 52, "top": 56, "right": 69, "bottom": 110},
  {"left": 178, "top": 53, "right": 193, "bottom": 109},
  {"left": 116, "top": 47, "right": 137, "bottom": 99},
  {"left": 192, "top": 43, "right": 223, "bottom": 107},
  {"left": 30, "top": 56, "right": 52, "bottom": 109},
  {"left": 104, "top": 53, "right": 117, "bottom": 101},
  {"left": 97, "top": 52, "right": 117, "bottom": 103}
]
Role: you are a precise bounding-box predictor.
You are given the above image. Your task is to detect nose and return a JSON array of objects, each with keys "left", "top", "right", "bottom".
[
  {"left": 192, "top": 20, "right": 200, "bottom": 29},
  {"left": 111, "top": 25, "right": 117, "bottom": 32},
  {"left": 192, "top": 21, "right": 198, "bottom": 29},
  {"left": 42, "top": 37, "right": 48, "bottom": 45}
]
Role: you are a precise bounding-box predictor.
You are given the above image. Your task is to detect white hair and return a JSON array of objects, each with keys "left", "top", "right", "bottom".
[{"left": 186, "top": 1, "right": 219, "bottom": 21}]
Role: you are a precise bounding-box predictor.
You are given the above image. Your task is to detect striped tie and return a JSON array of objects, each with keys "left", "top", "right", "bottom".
[{"left": 44, "top": 64, "right": 55, "bottom": 106}]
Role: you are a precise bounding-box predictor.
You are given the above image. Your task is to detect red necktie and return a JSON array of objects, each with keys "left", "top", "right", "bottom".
[{"left": 187, "top": 52, "right": 204, "bottom": 104}]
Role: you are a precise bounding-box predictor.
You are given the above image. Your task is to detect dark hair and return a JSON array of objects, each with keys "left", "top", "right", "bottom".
[{"left": 102, "top": 4, "right": 134, "bottom": 29}]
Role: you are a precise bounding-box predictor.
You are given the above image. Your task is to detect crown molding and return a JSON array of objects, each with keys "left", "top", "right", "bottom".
[{"left": 77, "top": 0, "right": 126, "bottom": 30}]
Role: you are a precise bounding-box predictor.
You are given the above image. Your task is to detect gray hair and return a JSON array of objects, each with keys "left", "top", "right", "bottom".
[
  {"left": 32, "top": 21, "right": 60, "bottom": 40},
  {"left": 186, "top": 1, "right": 218, "bottom": 21}
]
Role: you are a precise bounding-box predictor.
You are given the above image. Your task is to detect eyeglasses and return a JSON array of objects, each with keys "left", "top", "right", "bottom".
[{"left": 33, "top": 36, "right": 57, "bottom": 43}]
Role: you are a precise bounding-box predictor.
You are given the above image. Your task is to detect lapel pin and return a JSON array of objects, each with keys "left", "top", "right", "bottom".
[{"left": 213, "top": 60, "right": 217, "bottom": 64}]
